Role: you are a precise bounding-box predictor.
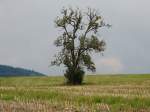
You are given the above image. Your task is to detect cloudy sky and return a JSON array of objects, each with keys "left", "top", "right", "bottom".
[{"left": 0, "top": 0, "right": 150, "bottom": 75}]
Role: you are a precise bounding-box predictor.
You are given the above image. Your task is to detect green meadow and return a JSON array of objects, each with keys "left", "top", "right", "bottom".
[{"left": 0, "top": 74, "right": 150, "bottom": 112}]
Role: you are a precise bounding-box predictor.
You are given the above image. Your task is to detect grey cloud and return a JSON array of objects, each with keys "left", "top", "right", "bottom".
[{"left": 0, "top": 0, "right": 150, "bottom": 75}]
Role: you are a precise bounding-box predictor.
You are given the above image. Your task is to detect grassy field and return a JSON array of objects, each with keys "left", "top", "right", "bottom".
[{"left": 0, "top": 74, "right": 150, "bottom": 112}]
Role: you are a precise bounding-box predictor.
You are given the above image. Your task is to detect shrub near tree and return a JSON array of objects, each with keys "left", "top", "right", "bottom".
[{"left": 51, "top": 8, "right": 110, "bottom": 85}]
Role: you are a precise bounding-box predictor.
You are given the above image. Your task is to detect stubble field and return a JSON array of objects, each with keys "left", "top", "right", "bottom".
[{"left": 0, "top": 74, "right": 150, "bottom": 112}]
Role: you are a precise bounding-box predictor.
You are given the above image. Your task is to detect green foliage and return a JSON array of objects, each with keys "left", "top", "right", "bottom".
[
  {"left": 52, "top": 7, "right": 109, "bottom": 84},
  {"left": 64, "top": 67, "right": 85, "bottom": 85}
]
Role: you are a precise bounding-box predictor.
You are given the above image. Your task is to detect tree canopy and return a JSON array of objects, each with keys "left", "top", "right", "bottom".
[{"left": 51, "top": 8, "right": 110, "bottom": 84}]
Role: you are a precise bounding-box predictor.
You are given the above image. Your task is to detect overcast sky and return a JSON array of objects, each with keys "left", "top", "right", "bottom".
[{"left": 0, "top": 0, "right": 150, "bottom": 75}]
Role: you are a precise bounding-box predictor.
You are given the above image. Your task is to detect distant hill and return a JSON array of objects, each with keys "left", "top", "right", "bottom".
[{"left": 0, "top": 65, "right": 45, "bottom": 76}]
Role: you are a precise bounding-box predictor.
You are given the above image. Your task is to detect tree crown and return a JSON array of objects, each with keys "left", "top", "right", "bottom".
[{"left": 51, "top": 8, "right": 110, "bottom": 72}]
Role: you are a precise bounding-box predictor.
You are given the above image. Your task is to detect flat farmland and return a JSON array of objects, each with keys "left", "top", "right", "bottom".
[{"left": 0, "top": 74, "right": 150, "bottom": 112}]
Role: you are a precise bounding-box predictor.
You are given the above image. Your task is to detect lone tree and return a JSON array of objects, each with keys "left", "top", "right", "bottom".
[{"left": 51, "top": 8, "right": 110, "bottom": 85}]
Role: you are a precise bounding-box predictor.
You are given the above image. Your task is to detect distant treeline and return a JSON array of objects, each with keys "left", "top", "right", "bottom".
[{"left": 0, "top": 65, "right": 45, "bottom": 76}]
